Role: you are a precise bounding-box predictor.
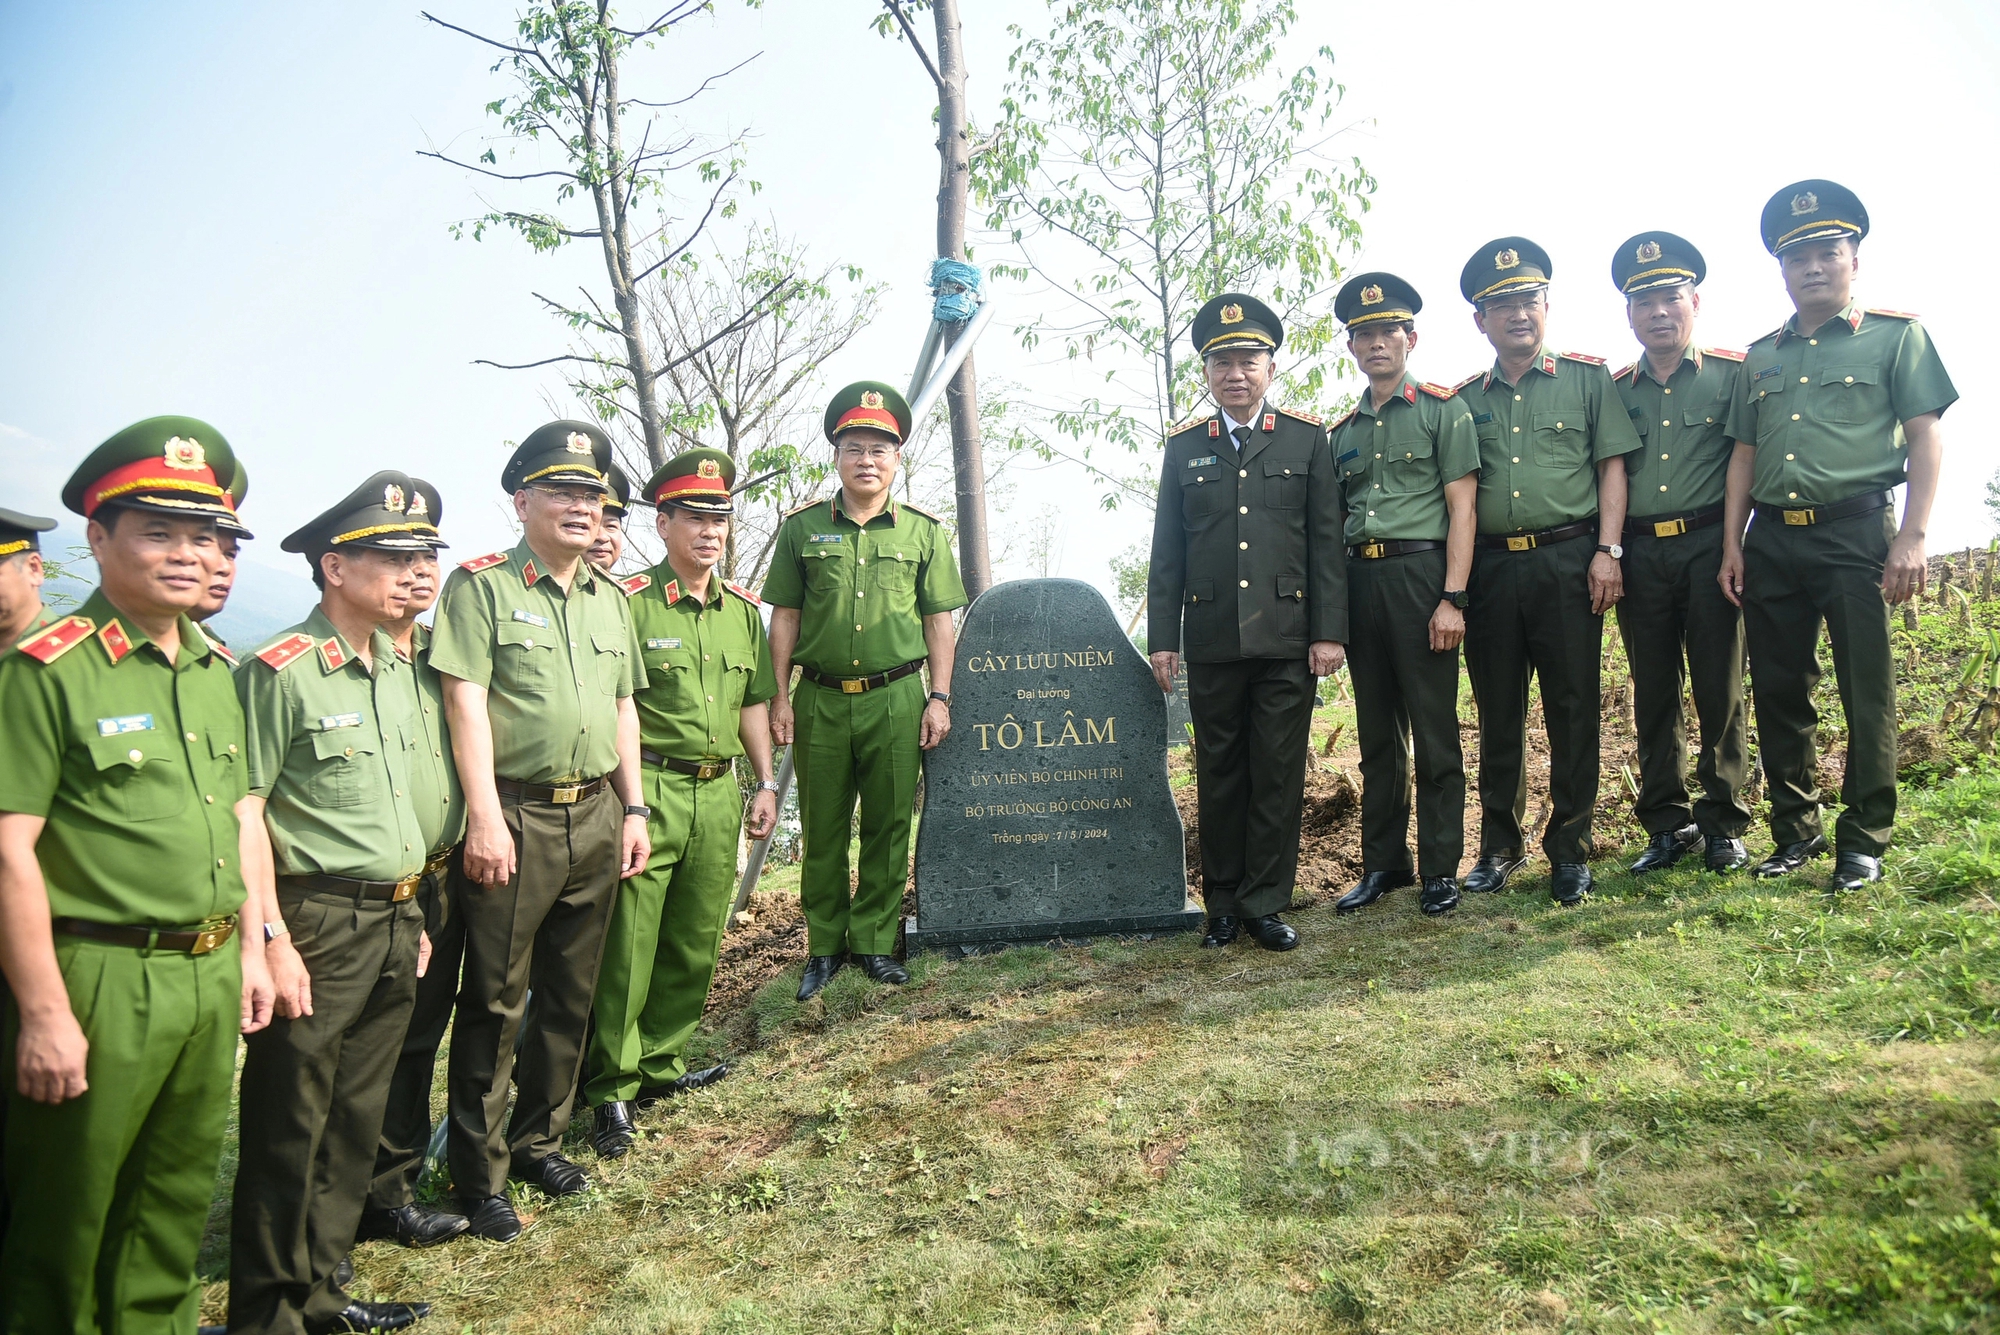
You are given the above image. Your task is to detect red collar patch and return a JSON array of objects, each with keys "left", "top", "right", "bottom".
[
  {"left": 319, "top": 637, "right": 349, "bottom": 672},
  {"left": 662, "top": 578, "right": 683, "bottom": 605},
  {"left": 1401, "top": 382, "right": 1417, "bottom": 405},
  {"left": 1261, "top": 412, "right": 1277, "bottom": 432},
  {"left": 521, "top": 559, "right": 540, "bottom": 587},
  {"left": 1540, "top": 353, "right": 1558, "bottom": 376},
  {"left": 1207, "top": 419, "right": 1221, "bottom": 438},
  {"left": 99, "top": 619, "right": 133, "bottom": 664}
]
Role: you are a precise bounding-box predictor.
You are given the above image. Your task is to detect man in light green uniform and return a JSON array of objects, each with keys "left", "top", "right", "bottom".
[
  {"left": 228, "top": 472, "right": 440, "bottom": 1334},
  {"left": 192, "top": 460, "right": 251, "bottom": 662},
  {"left": 361, "top": 478, "right": 474, "bottom": 1249},
  {"left": 0, "top": 417, "right": 273, "bottom": 1335},
  {"left": 765, "top": 383, "right": 966, "bottom": 1000},
  {"left": 1608, "top": 232, "right": 1754, "bottom": 875},
  {"left": 0, "top": 509, "right": 58, "bottom": 652},
  {"left": 1454, "top": 239, "right": 1645, "bottom": 905},
  {"left": 1326, "top": 273, "right": 1479, "bottom": 918},
  {"left": 586, "top": 449, "right": 779, "bottom": 1158},
  {"left": 1719, "top": 180, "right": 1956, "bottom": 892},
  {"left": 428, "top": 421, "right": 648, "bottom": 1240}
]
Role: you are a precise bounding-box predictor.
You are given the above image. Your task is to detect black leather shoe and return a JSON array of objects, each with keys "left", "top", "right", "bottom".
[
  {"left": 325, "top": 1299, "right": 432, "bottom": 1331},
  {"left": 1463, "top": 853, "right": 1528, "bottom": 894},
  {"left": 1828, "top": 852, "right": 1883, "bottom": 892},
  {"left": 1550, "top": 863, "right": 1593, "bottom": 905},
  {"left": 1419, "top": 876, "right": 1461, "bottom": 916},
  {"left": 1335, "top": 869, "right": 1414, "bottom": 914},
  {"left": 857, "top": 953, "right": 910, "bottom": 985},
  {"left": 592, "top": 1101, "right": 636, "bottom": 1159},
  {"left": 1243, "top": 914, "right": 1299, "bottom": 951},
  {"left": 1199, "top": 916, "right": 1240, "bottom": 948},
  {"left": 1705, "top": 836, "right": 1750, "bottom": 872},
  {"left": 1629, "top": 824, "right": 1700, "bottom": 873},
  {"left": 1751, "top": 834, "right": 1828, "bottom": 878},
  {"left": 513, "top": 1151, "right": 588, "bottom": 1198},
  {"left": 796, "top": 953, "right": 846, "bottom": 1001},
  {"left": 355, "top": 1202, "right": 469, "bottom": 1249},
  {"left": 637, "top": 1061, "right": 732, "bottom": 1108},
  {"left": 459, "top": 1194, "right": 522, "bottom": 1243}
]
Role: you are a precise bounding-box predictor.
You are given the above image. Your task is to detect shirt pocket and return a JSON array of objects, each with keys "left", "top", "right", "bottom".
[
  {"left": 723, "top": 648, "right": 755, "bottom": 709},
  {"left": 1683, "top": 400, "right": 1727, "bottom": 431},
  {"left": 1749, "top": 373, "right": 1788, "bottom": 443},
  {"left": 309, "top": 726, "right": 380, "bottom": 808},
  {"left": 1378, "top": 431, "right": 1436, "bottom": 495},
  {"left": 803, "top": 543, "right": 851, "bottom": 594},
  {"left": 1531, "top": 411, "right": 1589, "bottom": 469},
  {"left": 1816, "top": 364, "right": 1880, "bottom": 425},
  {"left": 1182, "top": 577, "right": 1219, "bottom": 645},
  {"left": 869, "top": 548, "right": 920, "bottom": 595},
  {"left": 1180, "top": 461, "right": 1230, "bottom": 519},
  {"left": 1274, "top": 573, "right": 1308, "bottom": 639},
  {"left": 642, "top": 645, "right": 694, "bottom": 707},
  {"left": 591, "top": 630, "right": 630, "bottom": 696},
  {"left": 493, "top": 619, "right": 555, "bottom": 689},
  {"left": 1263, "top": 458, "right": 1307, "bottom": 508},
  {"left": 84, "top": 732, "right": 190, "bottom": 823}
]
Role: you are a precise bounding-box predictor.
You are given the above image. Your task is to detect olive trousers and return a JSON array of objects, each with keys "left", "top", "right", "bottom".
[
  {"left": 794, "top": 674, "right": 924, "bottom": 956},
  {"left": 365, "top": 859, "right": 460, "bottom": 1211}
]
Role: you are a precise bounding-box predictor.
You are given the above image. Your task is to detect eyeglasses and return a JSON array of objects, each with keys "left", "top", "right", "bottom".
[
  {"left": 838, "top": 444, "right": 898, "bottom": 463},
  {"left": 530, "top": 486, "right": 606, "bottom": 511}
]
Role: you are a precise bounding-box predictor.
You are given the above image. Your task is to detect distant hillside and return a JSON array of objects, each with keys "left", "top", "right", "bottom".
[{"left": 39, "top": 523, "right": 319, "bottom": 649}]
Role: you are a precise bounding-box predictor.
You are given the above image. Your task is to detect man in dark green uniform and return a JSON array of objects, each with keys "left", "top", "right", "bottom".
[
  {"left": 228, "top": 472, "right": 440, "bottom": 1334},
  {"left": 588, "top": 462, "right": 632, "bottom": 574},
  {"left": 0, "top": 509, "right": 58, "bottom": 651},
  {"left": 360, "top": 478, "right": 474, "bottom": 1250},
  {"left": 428, "top": 422, "right": 648, "bottom": 1240},
  {"left": 0, "top": 417, "right": 274, "bottom": 1335},
  {"left": 1147, "top": 294, "right": 1348, "bottom": 949},
  {"left": 192, "top": 461, "right": 252, "bottom": 661},
  {"left": 1719, "top": 180, "right": 1955, "bottom": 892},
  {"left": 1326, "top": 274, "right": 1478, "bottom": 918},
  {"left": 764, "top": 383, "right": 966, "bottom": 1000},
  {"left": 1608, "top": 233, "right": 1754, "bottom": 875},
  {"left": 1455, "top": 239, "right": 1645, "bottom": 905},
  {"left": 587, "top": 449, "right": 779, "bottom": 1157}
]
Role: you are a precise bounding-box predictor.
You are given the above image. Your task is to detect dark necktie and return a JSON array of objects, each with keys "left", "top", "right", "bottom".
[{"left": 1230, "top": 425, "right": 1251, "bottom": 455}]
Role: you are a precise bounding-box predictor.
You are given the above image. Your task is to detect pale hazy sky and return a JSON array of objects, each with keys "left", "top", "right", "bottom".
[{"left": 3, "top": 0, "right": 1995, "bottom": 604}]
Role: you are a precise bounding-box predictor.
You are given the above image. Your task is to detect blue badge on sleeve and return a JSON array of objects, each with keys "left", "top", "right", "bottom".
[{"left": 96, "top": 714, "right": 155, "bottom": 736}]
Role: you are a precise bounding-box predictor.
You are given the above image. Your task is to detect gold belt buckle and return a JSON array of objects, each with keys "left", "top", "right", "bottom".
[
  {"left": 841, "top": 677, "right": 866, "bottom": 694},
  {"left": 1506, "top": 535, "right": 1535, "bottom": 552},
  {"left": 550, "top": 783, "right": 582, "bottom": 804},
  {"left": 1361, "top": 542, "right": 1385, "bottom": 559},
  {"left": 190, "top": 920, "right": 233, "bottom": 955},
  {"left": 1654, "top": 518, "right": 1686, "bottom": 538},
  {"left": 393, "top": 875, "right": 420, "bottom": 902},
  {"left": 1783, "top": 508, "right": 1814, "bottom": 525},
  {"left": 697, "top": 761, "right": 728, "bottom": 780}
]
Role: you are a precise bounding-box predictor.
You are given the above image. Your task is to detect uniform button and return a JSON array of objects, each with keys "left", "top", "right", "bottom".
[
  {"left": 1799, "top": 376, "right": 1808, "bottom": 383},
  {"left": 1663, "top": 387, "right": 1672, "bottom": 395},
  {"left": 434, "top": 749, "right": 442, "bottom": 757},
  {"left": 854, "top": 659, "right": 861, "bottom": 666},
  {"left": 856, "top": 591, "right": 864, "bottom": 598},
  {"left": 1239, "top": 579, "right": 1249, "bottom": 588},
  {"left": 405, "top": 844, "right": 411, "bottom": 851},
  {"left": 571, "top": 640, "right": 578, "bottom": 648},
  {"left": 1809, "top": 338, "right": 1818, "bottom": 346},
  {"left": 1845, "top": 376, "right": 1854, "bottom": 384},
  {"left": 1376, "top": 453, "right": 1382, "bottom": 459},
  {"left": 1662, "top": 419, "right": 1671, "bottom": 427},
  {"left": 1239, "top": 506, "right": 1248, "bottom": 514},
  {"left": 1660, "top": 485, "right": 1668, "bottom": 492},
  {"left": 230, "top": 744, "right": 237, "bottom": 754},
  {"left": 1661, "top": 453, "right": 1670, "bottom": 460},
  {"left": 1239, "top": 469, "right": 1248, "bottom": 477},
  {"left": 1514, "top": 394, "right": 1522, "bottom": 401},
  {"left": 1788, "top": 492, "right": 1798, "bottom": 499},
  {"left": 128, "top": 748, "right": 142, "bottom": 762},
  {"left": 1374, "top": 421, "right": 1383, "bottom": 428},
  {"left": 185, "top": 731, "right": 197, "bottom": 742},
  {"left": 855, "top": 624, "right": 863, "bottom": 631},
  {"left": 582, "top": 725, "right": 589, "bottom": 732},
  {"left": 1785, "top": 453, "right": 1796, "bottom": 461},
  {"left": 1512, "top": 456, "right": 1520, "bottom": 463},
  {"left": 1367, "top": 509, "right": 1376, "bottom": 516},
  {"left": 710, "top": 736, "right": 718, "bottom": 743},
  {"left": 344, "top": 747, "right": 354, "bottom": 757},
  {"left": 217, "top": 858, "right": 226, "bottom": 868},
  {"left": 1512, "top": 491, "right": 1521, "bottom": 498},
  {"left": 1705, "top": 417, "right": 1714, "bottom": 424},
  {"left": 1555, "top": 421, "right": 1563, "bottom": 429},
  {"left": 1791, "top": 413, "right": 1801, "bottom": 421},
  {"left": 423, "top": 706, "right": 431, "bottom": 715},
  {"left": 857, "top": 557, "right": 866, "bottom": 565},
  {"left": 1284, "top": 468, "right": 1292, "bottom": 475},
  {"left": 1512, "top": 426, "right": 1521, "bottom": 433},
  {"left": 1239, "top": 541, "right": 1248, "bottom": 550},
  {"left": 523, "top": 638, "right": 534, "bottom": 648},
  {"left": 395, "top": 790, "right": 403, "bottom": 798},
  {"left": 205, "top": 794, "right": 214, "bottom": 804},
  {"left": 707, "top": 694, "right": 715, "bottom": 702}
]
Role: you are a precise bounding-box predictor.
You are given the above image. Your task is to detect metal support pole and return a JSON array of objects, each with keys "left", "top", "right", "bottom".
[{"left": 731, "top": 746, "right": 795, "bottom": 917}]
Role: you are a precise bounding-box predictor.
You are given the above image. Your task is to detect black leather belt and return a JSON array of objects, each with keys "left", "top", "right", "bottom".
[
  {"left": 640, "top": 748, "right": 732, "bottom": 780},
  {"left": 279, "top": 871, "right": 422, "bottom": 903},
  {"left": 1479, "top": 518, "right": 1597, "bottom": 552},
  {"left": 798, "top": 659, "right": 924, "bottom": 694},
  {"left": 1753, "top": 490, "right": 1892, "bottom": 528},
  {"left": 1347, "top": 539, "right": 1445, "bottom": 559},
  {"left": 1626, "top": 503, "right": 1725, "bottom": 539},
  {"left": 495, "top": 775, "right": 609, "bottom": 805},
  {"left": 53, "top": 915, "right": 237, "bottom": 955}
]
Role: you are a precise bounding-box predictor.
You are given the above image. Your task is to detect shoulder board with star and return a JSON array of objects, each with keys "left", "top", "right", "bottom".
[
  {"left": 1326, "top": 407, "right": 1359, "bottom": 433},
  {"left": 1866, "top": 308, "right": 1920, "bottom": 321},
  {"left": 1275, "top": 405, "right": 1323, "bottom": 427},
  {"left": 784, "top": 497, "right": 828, "bottom": 518},
  {"left": 1453, "top": 370, "right": 1485, "bottom": 392},
  {"left": 1704, "top": 347, "right": 1747, "bottom": 363},
  {"left": 1613, "top": 362, "right": 1637, "bottom": 383},
  {"left": 14, "top": 614, "right": 95, "bottom": 665},
  {"left": 1167, "top": 413, "right": 1215, "bottom": 438},
  {"left": 726, "top": 580, "right": 761, "bottom": 607},
  {"left": 899, "top": 501, "right": 945, "bottom": 523},
  {"left": 616, "top": 573, "right": 651, "bottom": 596},
  {"left": 1418, "top": 381, "right": 1457, "bottom": 400},
  {"left": 254, "top": 631, "right": 318, "bottom": 672},
  {"left": 1558, "top": 350, "right": 1607, "bottom": 366},
  {"left": 458, "top": 551, "right": 509, "bottom": 574}
]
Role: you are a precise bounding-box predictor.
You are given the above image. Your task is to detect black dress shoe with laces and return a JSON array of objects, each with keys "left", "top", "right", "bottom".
[
  {"left": 592, "top": 1100, "right": 637, "bottom": 1159},
  {"left": 513, "top": 1151, "right": 589, "bottom": 1198},
  {"left": 1463, "top": 853, "right": 1527, "bottom": 894},
  {"left": 1243, "top": 914, "right": 1299, "bottom": 951},
  {"left": 1751, "top": 834, "right": 1827, "bottom": 878},
  {"left": 1200, "top": 916, "right": 1240, "bottom": 948},
  {"left": 326, "top": 1299, "right": 432, "bottom": 1331},
  {"left": 1550, "top": 862, "right": 1593, "bottom": 905},
  {"left": 1419, "top": 876, "right": 1461, "bottom": 916},
  {"left": 1828, "top": 851, "right": 1882, "bottom": 892},
  {"left": 459, "top": 1194, "right": 523, "bottom": 1243},
  {"left": 1705, "top": 835, "right": 1750, "bottom": 872},
  {"left": 1629, "top": 824, "right": 1700, "bottom": 873},
  {"left": 637, "top": 1062, "right": 731, "bottom": 1107},
  {"left": 1335, "top": 869, "right": 1414, "bottom": 914},
  {"left": 796, "top": 953, "right": 846, "bottom": 1001},
  {"left": 857, "top": 953, "right": 910, "bottom": 985},
  {"left": 355, "top": 1202, "right": 470, "bottom": 1248}
]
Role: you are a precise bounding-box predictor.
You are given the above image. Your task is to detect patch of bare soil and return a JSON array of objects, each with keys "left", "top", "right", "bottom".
[{"left": 704, "top": 889, "right": 808, "bottom": 1018}]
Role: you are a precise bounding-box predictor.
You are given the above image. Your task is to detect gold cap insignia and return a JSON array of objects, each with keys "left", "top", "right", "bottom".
[
  {"left": 408, "top": 491, "right": 429, "bottom": 518},
  {"left": 383, "top": 483, "right": 406, "bottom": 513},
  {"left": 1495, "top": 248, "right": 1520, "bottom": 271},
  {"left": 162, "top": 436, "right": 206, "bottom": 471},
  {"left": 564, "top": 431, "right": 594, "bottom": 455},
  {"left": 860, "top": 390, "right": 885, "bottom": 410},
  {"left": 1636, "top": 239, "right": 1662, "bottom": 263},
  {"left": 1220, "top": 303, "right": 1244, "bottom": 324},
  {"left": 1791, "top": 191, "right": 1819, "bottom": 216},
  {"left": 1360, "top": 284, "right": 1384, "bottom": 306},
  {"left": 697, "top": 458, "right": 722, "bottom": 479}
]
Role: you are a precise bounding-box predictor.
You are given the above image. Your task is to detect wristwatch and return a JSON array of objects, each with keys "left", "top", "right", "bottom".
[
  {"left": 1443, "top": 589, "right": 1469, "bottom": 610},
  {"left": 929, "top": 691, "right": 952, "bottom": 705},
  {"left": 624, "top": 804, "right": 651, "bottom": 819},
  {"left": 755, "top": 779, "right": 783, "bottom": 794},
  {"left": 264, "top": 920, "right": 290, "bottom": 943},
  {"left": 1596, "top": 543, "right": 1624, "bottom": 560}
]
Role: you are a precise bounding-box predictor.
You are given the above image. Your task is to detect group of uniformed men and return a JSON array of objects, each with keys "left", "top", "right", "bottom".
[
  {"left": 1149, "top": 177, "right": 1954, "bottom": 946},
  {"left": 0, "top": 380, "right": 963, "bottom": 1332},
  {"left": 0, "top": 175, "right": 1956, "bottom": 1333}
]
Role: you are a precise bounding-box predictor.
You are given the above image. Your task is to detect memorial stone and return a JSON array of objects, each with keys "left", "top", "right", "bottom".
[
  {"left": 910, "top": 578, "right": 1202, "bottom": 951},
  {"left": 1165, "top": 661, "right": 1193, "bottom": 747}
]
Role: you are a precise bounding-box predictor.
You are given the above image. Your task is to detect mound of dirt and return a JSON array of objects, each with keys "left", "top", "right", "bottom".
[{"left": 703, "top": 890, "right": 808, "bottom": 1019}]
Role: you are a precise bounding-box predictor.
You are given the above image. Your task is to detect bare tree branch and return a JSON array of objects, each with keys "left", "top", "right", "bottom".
[
  {"left": 416, "top": 149, "right": 581, "bottom": 184},
  {"left": 882, "top": 0, "right": 944, "bottom": 92},
  {"left": 623, "top": 52, "right": 761, "bottom": 107},
  {"left": 473, "top": 352, "right": 633, "bottom": 372}
]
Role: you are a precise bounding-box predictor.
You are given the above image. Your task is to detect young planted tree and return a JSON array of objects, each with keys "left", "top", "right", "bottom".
[
  {"left": 975, "top": 0, "right": 1374, "bottom": 500},
  {"left": 421, "top": 1, "right": 790, "bottom": 470}
]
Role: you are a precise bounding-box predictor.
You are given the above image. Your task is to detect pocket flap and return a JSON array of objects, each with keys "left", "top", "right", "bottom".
[
  {"left": 209, "top": 731, "right": 242, "bottom": 762},
  {"left": 723, "top": 648, "right": 755, "bottom": 672},
  {"left": 1275, "top": 573, "right": 1307, "bottom": 601},
  {"left": 88, "top": 733, "right": 164, "bottom": 772},
  {"left": 312, "top": 729, "right": 378, "bottom": 761},
  {"left": 1819, "top": 364, "right": 1880, "bottom": 388},
  {"left": 591, "top": 631, "right": 628, "bottom": 656},
  {"left": 1684, "top": 404, "right": 1725, "bottom": 427},
  {"left": 1262, "top": 458, "right": 1306, "bottom": 477},
  {"left": 1184, "top": 578, "right": 1214, "bottom": 605},
  {"left": 495, "top": 620, "right": 552, "bottom": 649},
  {"left": 1531, "top": 411, "right": 1585, "bottom": 434},
  {"left": 1382, "top": 434, "right": 1435, "bottom": 461}
]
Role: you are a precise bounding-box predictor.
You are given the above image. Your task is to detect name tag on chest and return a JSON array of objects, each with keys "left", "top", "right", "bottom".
[
  {"left": 96, "top": 714, "right": 154, "bottom": 736},
  {"left": 316, "top": 713, "right": 364, "bottom": 732},
  {"left": 1187, "top": 455, "right": 1219, "bottom": 468},
  {"left": 646, "top": 638, "right": 682, "bottom": 650},
  {"left": 511, "top": 609, "right": 549, "bottom": 628},
  {"left": 808, "top": 534, "right": 844, "bottom": 544},
  {"left": 1753, "top": 365, "right": 1783, "bottom": 383}
]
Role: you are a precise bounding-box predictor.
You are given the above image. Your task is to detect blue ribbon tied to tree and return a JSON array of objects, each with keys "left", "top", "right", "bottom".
[{"left": 929, "top": 257, "right": 983, "bottom": 323}]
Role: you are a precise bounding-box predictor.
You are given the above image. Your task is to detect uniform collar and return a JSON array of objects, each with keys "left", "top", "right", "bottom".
[
  {"left": 78, "top": 588, "right": 216, "bottom": 667},
  {"left": 1778, "top": 300, "right": 1865, "bottom": 347},
  {"left": 1632, "top": 343, "right": 1702, "bottom": 385},
  {"left": 831, "top": 492, "right": 899, "bottom": 529},
  {"left": 651, "top": 562, "right": 723, "bottom": 608},
  {"left": 512, "top": 538, "right": 600, "bottom": 592},
  {"left": 1484, "top": 346, "right": 1560, "bottom": 391},
  {"left": 1356, "top": 375, "right": 1420, "bottom": 417},
  {"left": 302, "top": 605, "right": 389, "bottom": 676}
]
